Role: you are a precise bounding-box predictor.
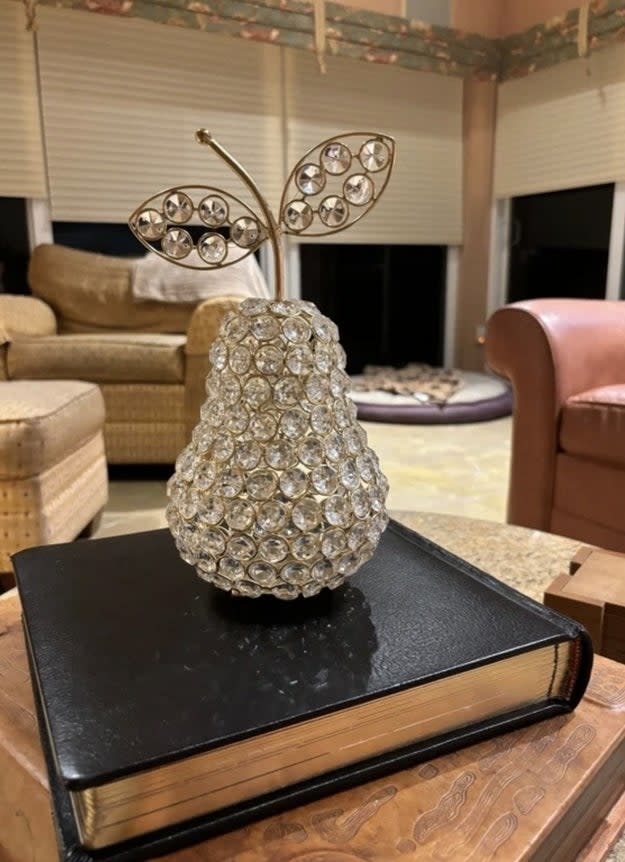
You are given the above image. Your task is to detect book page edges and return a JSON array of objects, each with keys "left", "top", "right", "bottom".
[{"left": 73, "top": 640, "right": 575, "bottom": 849}]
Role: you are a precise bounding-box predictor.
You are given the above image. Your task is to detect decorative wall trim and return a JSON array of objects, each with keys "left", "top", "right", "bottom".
[
  {"left": 12, "top": 0, "right": 625, "bottom": 81},
  {"left": 500, "top": 0, "right": 625, "bottom": 80},
  {"left": 18, "top": 0, "right": 499, "bottom": 79}
]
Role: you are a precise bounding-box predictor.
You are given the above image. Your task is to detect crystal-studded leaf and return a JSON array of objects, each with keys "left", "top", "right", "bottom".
[
  {"left": 129, "top": 185, "right": 268, "bottom": 270},
  {"left": 279, "top": 132, "right": 395, "bottom": 238}
]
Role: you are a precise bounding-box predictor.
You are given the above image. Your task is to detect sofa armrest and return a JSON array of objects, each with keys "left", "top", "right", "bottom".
[
  {"left": 184, "top": 295, "right": 245, "bottom": 436},
  {"left": 485, "top": 299, "right": 625, "bottom": 532},
  {"left": 0, "top": 295, "right": 57, "bottom": 344}
]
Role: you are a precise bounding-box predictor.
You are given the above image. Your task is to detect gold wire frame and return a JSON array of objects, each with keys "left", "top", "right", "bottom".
[
  {"left": 128, "top": 129, "right": 396, "bottom": 300},
  {"left": 278, "top": 131, "right": 396, "bottom": 239},
  {"left": 128, "top": 184, "right": 268, "bottom": 272}
]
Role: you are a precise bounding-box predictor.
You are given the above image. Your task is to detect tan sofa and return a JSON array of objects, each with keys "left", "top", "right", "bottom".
[{"left": 0, "top": 244, "right": 247, "bottom": 464}]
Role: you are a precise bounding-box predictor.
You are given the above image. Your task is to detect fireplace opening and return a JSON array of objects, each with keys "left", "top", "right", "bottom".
[{"left": 299, "top": 244, "right": 447, "bottom": 374}]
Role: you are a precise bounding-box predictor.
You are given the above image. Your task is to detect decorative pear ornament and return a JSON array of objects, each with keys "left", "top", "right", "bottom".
[{"left": 129, "top": 130, "right": 396, "bottom": 599}]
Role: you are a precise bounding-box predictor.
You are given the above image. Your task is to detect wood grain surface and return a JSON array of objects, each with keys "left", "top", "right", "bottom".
[{"left": 1, "top": 589, "right": 625, "bottom": 862}]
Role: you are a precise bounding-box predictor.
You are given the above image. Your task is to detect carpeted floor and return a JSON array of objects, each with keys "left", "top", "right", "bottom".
[{"left": 96, "top": 416, "right": 512, "bottom": 539}]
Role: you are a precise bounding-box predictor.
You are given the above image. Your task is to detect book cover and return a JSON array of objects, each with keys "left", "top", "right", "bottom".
[{"left": 13, "top": 519, "right": 593, "bottom": 861}]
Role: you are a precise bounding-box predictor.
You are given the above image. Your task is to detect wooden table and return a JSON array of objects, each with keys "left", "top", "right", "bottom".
[{"left": 2, "top": 513, "right": 625, "bottom": 862}]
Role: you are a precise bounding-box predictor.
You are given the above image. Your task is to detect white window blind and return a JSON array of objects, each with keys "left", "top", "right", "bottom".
[
  {"left": 283, "top": 49, "right": 462, "bottom": 245},
  {"left": 0, "top": 2, "right": 46, "bottom": 198},
  {"left": 495, "top": 45, "right": 625, "bottom": 198},
  {"left": 36, "top": 7, "right": 285, "bottom": 222}
]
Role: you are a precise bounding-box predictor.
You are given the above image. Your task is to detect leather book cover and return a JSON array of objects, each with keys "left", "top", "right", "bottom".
[{"left": 14, "top": 519, "right": 593, "bottom": 861}]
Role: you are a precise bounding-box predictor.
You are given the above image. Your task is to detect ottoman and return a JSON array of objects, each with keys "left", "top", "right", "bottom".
[{"left": 0, "top": 380, "right": 108, "bottom": 576}]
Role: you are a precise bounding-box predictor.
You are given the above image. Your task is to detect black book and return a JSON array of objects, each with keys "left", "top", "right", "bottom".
[{"left": 14, "top": 519, "right": 592, "bottom": 862}]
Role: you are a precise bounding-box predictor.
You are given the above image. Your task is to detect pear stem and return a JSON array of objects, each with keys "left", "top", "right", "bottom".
[{"left": 195, "top": 130, "right": 285, "bottom": 301}]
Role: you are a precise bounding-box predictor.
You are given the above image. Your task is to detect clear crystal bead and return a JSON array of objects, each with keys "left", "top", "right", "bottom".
[
  {"left": 193, "top": 427, "right": 214, "bottom": 455},
  {"left": 217, "top": 468, "right": 244, "bottom": 498},
  {"left": 136, "top": 209, "right": 166, "bottom": 239},
  {"left": 246, "top": 470, "right": 278, "bottom": 500},
  {"left": 286, "top": 345, "right": 314, "bottom": 376},
  {"left": 344, "top": 427, "right": 362, "bottom": 455},
  {"left": 176, "top": 447, "right": 195, "bottom": 480},
  {"left": 213, "top": 432, "right": 234, "bottom": 462},
  {"left": 357, "top": 453, "right": 375, "bottom": 482},
  {"left": 198, "top": 232, "right": 227, "bottom": 264},
  {"left": 282, "top": 317, "right": 311, "bottom": 343},
  {"left": 334, "top": 401, "right": 349, "bottom": 429},
  {"left": 348, "top": 521, "right": 367, "bottom": 550},
  {"left": 251, "top": 315, "right": 279, "bottom": 341},
  {"left": 296, "top": 163, "right": 326, "bottom": 195},
  {"left": 327, "top": 575, "right": 345, "bottom": 590},
  {"left": 224, "top": 315, "right": 249, "bottom": 342},
  {"left": 312, "top": 559, "right": 334, "bottom": 581},
  {"left": 249, "top": 412, "right": 277, "bottom": 441},
  {"left": 305, "top": 374, "right": 328, "bottom": 403},
  {"left": 234, "top": 441, "right": 261, "bottom": 470},
  {"left": 220, "top": 372, "right": 241, "bottom": 405},
  {"left": 255, "top": 345, "right": 283, "bottom": 375},
  {"left": 310, "top": 405, "right": 333, "bottom": 435},
  {"left": 179, "top": 493, "right": 198, "bottom": 519},
  {"left": 164, "top": 191, "right": 193, "bottom": 224},
  {"left": 325, "top": 432, "right": 345, "bottom": 462},
  {"left": 227, "top": 534, "right": 256, "bottom": 561},
  {"left": 284, "top": 200, "right": 313, "bottom": 232},
  {"left": 273, "top": 584, "right": 298, "bottom": 600},
  {"left": 212, "top": 575, "right": 232, "bottom": 590},
  {"left": 340, "top": 458, "right": 359, "bottom": 490},
  {"left": 302, "top": 581, "right": 323, "bottom": 597},
  {"left": 321, "top": 142, "right": 352, "bottom": 175},
  {"left": 351, "top": 488, "right": 369, "bottom": 518},
  {"left": 324, "top": 495, "right": 352, "bottom": 527},
  {"left": 257, "top": 500, "right": 287, "bottom": 531},
  {"left": 248, "top": 561, "right": 278, "bottom": 586},
  {"left": 271, "top": 300, "right": 296, "bottom": 317},
  {"left": 231, "top": 216, "right": 260, "bottom": 248},
  {"left": 226, "top": 404, "right": 250, "bottom": 434},
  {"left": 338, "top": 552, "right": 360, "bottom": 576},
  {"left": 314, "top": 344, "right": 334, "bottom": 373},
  {"left": 259, "top": 536, "right": 288, "bottom": 563},
  {"left": 204, "top": 400, "right": 226, "bottom": 427},
  {"left": 282, "top": 562, "right": 309, "bottom": 585},
  {"left": 228, "top": 345, "right": 251, "bottom": 375},
  {"left": 193, "top": 461, "right": 216, "bottom": 490},
  {"left": 209, "top": 340, "right": 228, "bottom": 370},
  {"left": 321, "top": 528, "right": 346, "bottom": 558},
  {"left": 234, "top": 581, "right": 263, "bottom": 598},
  {"left": 298, "top": 436, "right": 324, "bottom": 467},
  {"left": 343, "top": 174, "right": 373, "bottom": 206},
  {"left": 312, "top": 316, "right": 337, "bottom": 341},
  {"left": 242, "top": 376, "right": 271, "bottom": 407},
  {"left": 279, "top": 468, "right": 308, "bottom": 498},
  {"left": 241, "top": 298, "right": 269, "bottom": 316},
  {"left": 162, "top": 228, "right": 193, "bottom": 259},
  {"left": 199, "top": 195, "right": 228, "bottom": 226},
  {"left": 274, "top": 377, "right": 301, "bottom": 407},
  {"left": 219, "top": 556, "right": 244, "bottom": 581},
  {"left": 359, "top": 138, "right": 390, "bottom": 172},
  {"left": 280, "top": 409, "right": 308, "bottom": 439},
  {"left": 292, "top": 498, "right": 321, "bottom": 530},
  {"left": 311, "top": 464, "right": 338, "bottom": 495},
  {"left": 318, "top": 196, "right": 349, "bottom": 228},
  {"left": 330, "top": 369, "right": 348, "bottom": 396},
  {"left": 266, "top": 440, "right": 296, "bottom": 470},
  {"left": 197, "top": 497, "right": 225, "bottom": 526},
  {"left": 197, "top": 556, "right": 216, "bottom": 575},
  {"left": 292, "top": 534, "right": 320, "bottom": 561},
  {"left": 203, "top": 528, "right": 226, "bottom": 555}
]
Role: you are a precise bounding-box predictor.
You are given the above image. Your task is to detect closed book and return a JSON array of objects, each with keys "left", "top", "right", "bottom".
[{"left": 13, "top": 519, "right": 592, "bottom": 861}]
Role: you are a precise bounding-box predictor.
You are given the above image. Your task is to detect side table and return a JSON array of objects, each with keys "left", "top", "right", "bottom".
[{"left": 2, "top": 513, "right": 625, "bottom": 862}]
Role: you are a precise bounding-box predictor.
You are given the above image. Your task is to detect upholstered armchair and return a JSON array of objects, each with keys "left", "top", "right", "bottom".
[
  {"left": 0, "top": 244, "right": 252, "bottom": 464},
  {"left": 486, "top": 299, "right": 625, "bottom": 552}
]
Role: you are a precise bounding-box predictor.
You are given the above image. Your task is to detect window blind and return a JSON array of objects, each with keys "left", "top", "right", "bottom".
[
  {"left": 283, "top": 49, "right": 462, "bottom": 245},
  {"left": 0, "top": 2, "right": 46, "bottom": 199},
  {"left": 495, "top": 45, "right": 625, "bottom": 198},
  {"left": 35, "top": 7, "right": 285, "bottom": 222}
]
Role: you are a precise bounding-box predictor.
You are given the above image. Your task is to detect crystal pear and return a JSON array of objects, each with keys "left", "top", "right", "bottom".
[{"left": 166, "top": 297, "right": 389, "bottom": 599}]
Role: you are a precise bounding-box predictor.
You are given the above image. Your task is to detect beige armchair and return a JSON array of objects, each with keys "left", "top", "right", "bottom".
[{"left": 0, "top": 244, "right": 248, "bottom": 464}]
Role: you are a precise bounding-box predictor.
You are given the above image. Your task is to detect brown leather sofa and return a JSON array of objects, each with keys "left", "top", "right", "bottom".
[
  {"left": 0, "top": 244, "right": 252, "bottom": 464},
  {"left": 486, "top": 299, "right": 625, "bottom": 552}
]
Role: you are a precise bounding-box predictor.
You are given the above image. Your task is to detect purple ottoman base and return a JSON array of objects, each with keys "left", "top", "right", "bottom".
[{"left": 354, "top": 383, "right": 513, "bottom": 425}]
